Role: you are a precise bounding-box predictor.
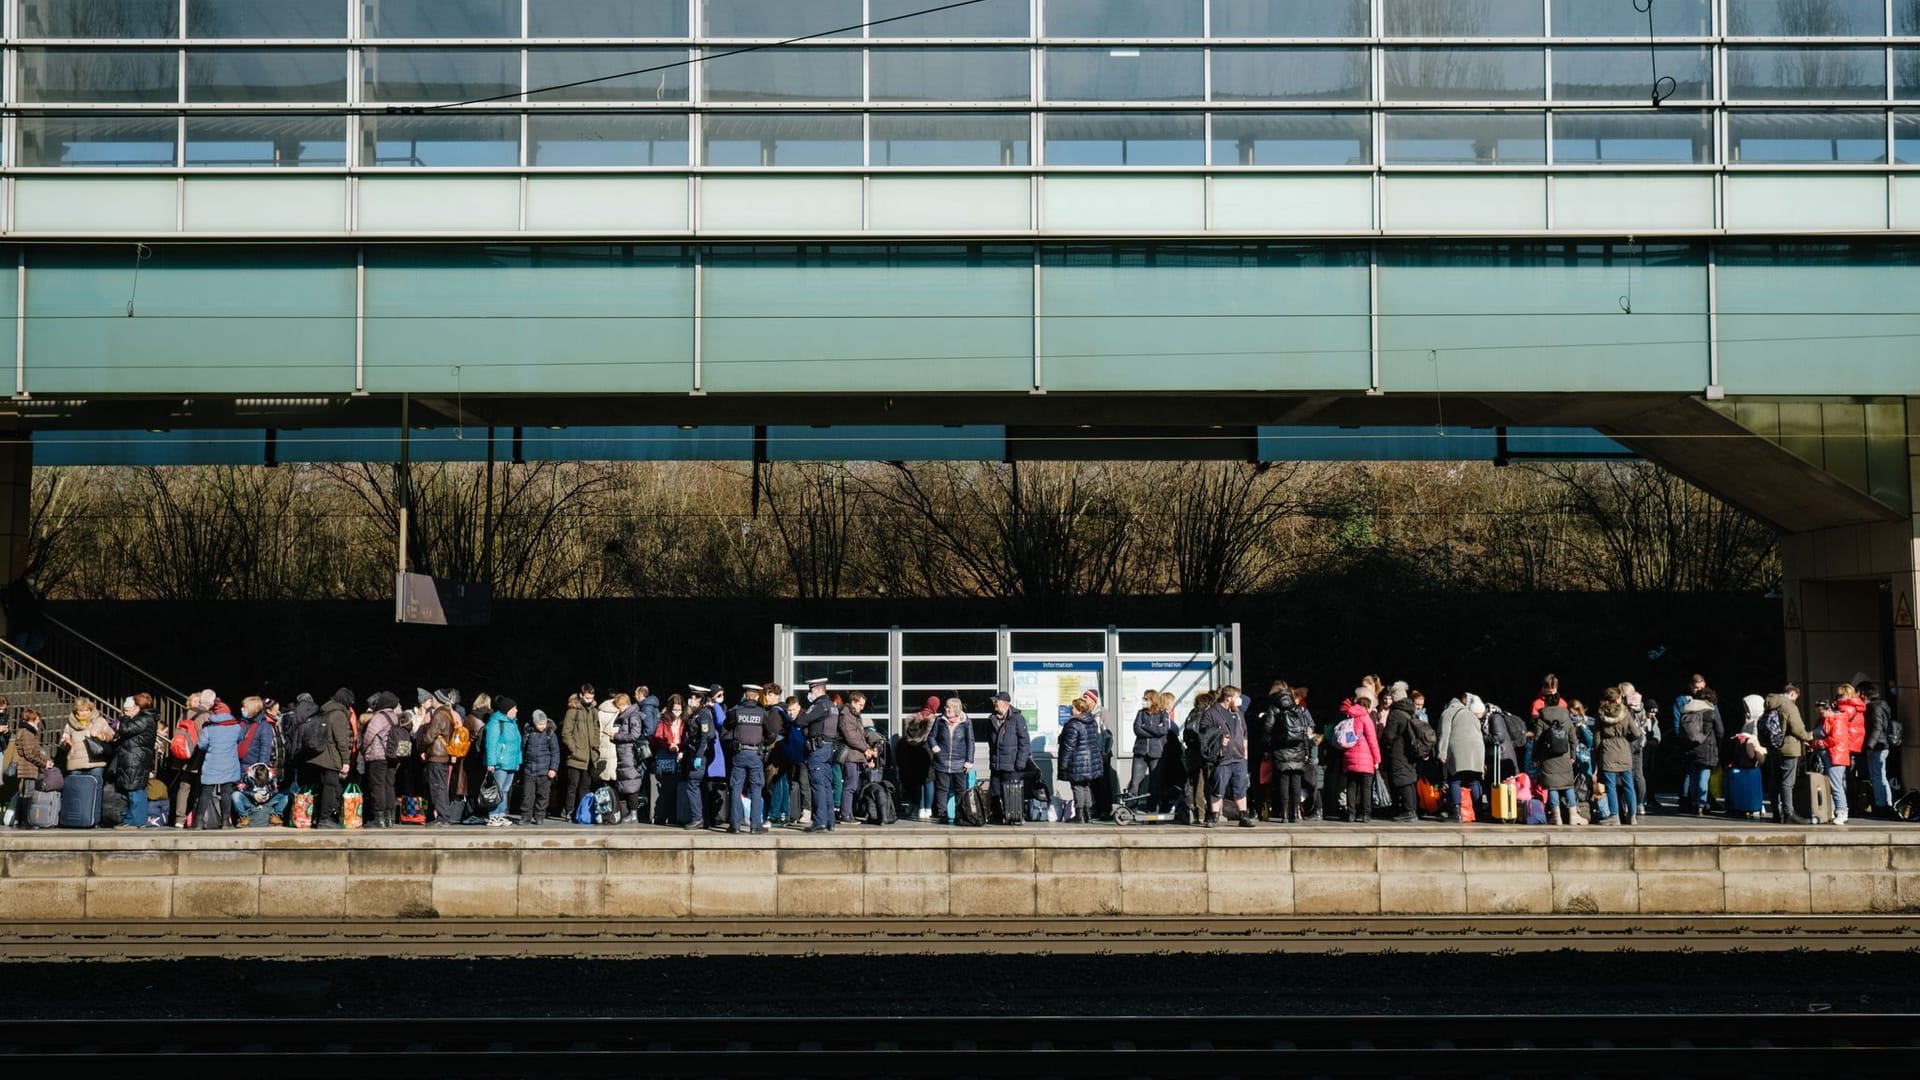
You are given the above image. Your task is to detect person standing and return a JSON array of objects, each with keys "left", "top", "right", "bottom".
[
  {"left": 1204, "top": 686, "right": 1255, "bottom": 828},
  {"left": 1767, "top": 684, "right": 1815, "bottom": 825},
  {"left": 193, "top": 699, "right": 243, "bottom": 829},
  {"left": 1337, "top": 697, "right": 1382, "bottom": 825},
  {"left": 1676, "top": 689, "right": 1725, "bottom": 816},
  {"left": 560, "top": 687, "right": 598, "bottom": 820},
  {"left": 726, "top": 685, "right": 774, "bottom": 834},
  {"left": 1380, "top": 692, "right": 1425, "bottom": 824},
  {"left": 649, "top": 695, "right": 688, "bottom": 826},
  {"left": 900, "top": 696, "right": 938, "bottom": 821},
  {"left": 837, "top": 691, "right": 876, "bottom": 824},
  {"left": 1859, "top": 682, "right": 1896, "bottom": 819},
  {"left": 418, "top": 701, "right": 456, "bottom": 828},
  {"left": 311, "top": 689, "right": 358, "bottom": 829},
  {"left": 1059, "top": 696, "right": 1103, "bottom": 823},
  {"left": 1130, "top": 690, "right": 1172, "bottom": 802},
  {"left": 520, "top": 709, "right": 558, "bottom": 825},
  {"left": 1594, "top": 688, "right": 1642, "bottom": 826},
  {"left": 484, "top": 697, "right": 522, "bottom": 827},
  {"left": 1437, "top": 692, "right": 1488, "bottom": 822},
  {"left": 1815, "top": 683, "right": 1865, "bottom": 826},
  {"left": 612, "top": 692, "right": 650, "bottom": 825},
  {"left": 680, "top": 687, "right": 715, "bottom": 829},
  {"left": 799, "top": 677, "right": 838, "bottom": 832},
  {"left": 358, "top": 692, "right": 401, "bottom": 829},
  {"left": 985, "top": 691, "right": 1031, "bottom": 827},
  {"left": 930, "top": 697, "right": 974, "bottom": 824},
  {"left": 110, "top": 694, "right": 159, "bottom": 830},
  {"left": 1532, "top": 693, "right": 1580, "bottom": 825},
  {"left": 8, "top": 709, "right": 49, "bottom": 828}
]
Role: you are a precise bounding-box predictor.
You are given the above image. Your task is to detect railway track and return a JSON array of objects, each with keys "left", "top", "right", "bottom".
[
  {"left": 1, "top": 1014, "right": 1915, "bottom": 1076},
  {"left": 5, "top": 915, "right": 1920, "bottom": 958}
]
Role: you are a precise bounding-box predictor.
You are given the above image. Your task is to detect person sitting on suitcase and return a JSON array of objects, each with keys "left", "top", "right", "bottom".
[{"left": 7, "top": 708, "right": 49, "bottom": 828}]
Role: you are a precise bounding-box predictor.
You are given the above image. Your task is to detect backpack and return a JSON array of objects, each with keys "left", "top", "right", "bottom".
[
  {"left": 169, "top": 717, "right": 199, "bottom": 760},
  {"left": 1411, "top": 718, "right": 1438, "bottom": 758},
  {"left": 1503, "top": 711, "right": 1527, "bottom": 747},
  {"left": 296, "top": 713, "right": 327, "bottom": 760},
  {"left": 1760, "top": 708, "right": 1786, "bottom": 751},
  {"left": 1680, "top": 708, "right": 1708, "bottom": 747},
  {"left": 1539, "top": 720, "right": 1571, "bottom": 758},
  {"left": 956, "top": 781, "right": 989, "bottom": 827},
  {"left": 388, "top": 714, "right": 414, "bottom": 760},
  {"left": 573, "top": 791, "right": 597, "bottom": 826},
  {"left": 592, "top": 785, "right": 615, "bottom": 825},
  {"left": 445, "top": 720, "right": 471, "bottom": 758},
  {"left": 1332, "top": 717, "right": 1358, "bottom": 749},
  {"left": 859, "top": 781, "right": 898, "bottom": 826}
]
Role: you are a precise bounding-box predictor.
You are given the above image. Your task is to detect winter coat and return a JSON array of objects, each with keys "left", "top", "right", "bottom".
[
  {"left": 10, "top": 720, "right": 47, "bottom": 781},
  {"left": 561, "top": 701, "right": 597, "bottom": 772},
  {"left": 902, "top": 712, "right": 934, "bottom": 748},
  {"left": 1265, "top": 697, "right": 1315, "bottom": 772},
  {"left": 1863, "top": 695, "right": 1894, "bottom": 751},
  {"left": 485, "top": 711, "right": 523, "bottom": 771},
  {"left": 1339, "top": 704, "right": 1382, "bottom": 775},
  {"left": 1436, "top": 699, "right": 1487, "bottom": 777},
  {"left": 1815, "top": 697, "right": 1864, "bottom": 768},
  {"left": 360, "top": 708, "right": 396, "bottom": 764},
  {"left": 1595, "top": 702, "right": 1641, "bottom": 774},
  {"left": 521, "top": 725, "right": 558, "bottom": 776},
  {"left": 59, "top": 713, "right": 116, "bottom": 772},
  {"left": 596, "top": 701, "right": 619, "bottom": 781},
  {"left": 1532, "top": 705, "right": 1579, "bottom": 790},
  {"left": 313, "top": 699, "right": 356, "bottom": 771},
  {"left": 1767, "top": 693, "right": 1813, "bottom": 759},
  {"left": 1677, "top": 698, "right": 1724, "bottom": 769},
  {"left": 196, "top": 710, "right": 245, "bottom": 785},
  {"left": 986, "top": 707, "right": 1032, "bottom": 773},
  {"left": 237, "top": 716, "right": 276, "bottom": 773},
  {"left": 1059, "top": 713, "right": 1103, "bottom": 782},
  {"left": 838, "top": 706, "right": 874, "bottom": 756},
  {"left": 1381, "top": 698, "right": 1425, "bottom": 788},
  {"left": 1132, "top": 708, "right": 1171, "bottom": 759},
  {"left": 420, "top": 709, "right": 453, "bottom": 764},
  {"left": 931, "top": 715, "right": 974, "bottom": 774},
  {"left": 109, "top": 707, "right": 158, "bottom": 793},
  {"left": 613, "top": 703, "right": 648, "bottom": 795},
  {"left": 1204, "top": 702, "right": 1249, "bottom": 764}
]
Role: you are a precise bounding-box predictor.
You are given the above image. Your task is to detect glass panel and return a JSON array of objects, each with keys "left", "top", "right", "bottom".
[
  {"left": 363, "top": 48, "right": 519, "bottom": 102},
  {"left": 1044, "top": 48, "right": 1205, "bottom": 101},
  {"left": 1728, "top": 47, "right": 1888, "bottom": 99},
  {"left": 702, "top": 47, "right": 862, "bottom": 101},
  {"left": 18, "top": 48, "right": 178, "bottom": 102},
  {"left": 1898, "top": 112, "right": 1920, "bottom": 163},
  {"left": 1383, "top": 0, "right": 1544, "bottom": 36},
  {"left": 1551, "top": 0, "right": 1712, "bottom": 35},
  {"left": 1212, "top": 111, "right": 1371, "bottom": 164},
  {"left": 1383, "top": 111, "right": 1547, "bottom": 164},
  {"left": 1212, "top": 48, "right": 1369, "bottom": 100},
  {"left": 528, "top": 113, "right": 689, "bottom": 165},
  {"left": 871, "top": 112, "right": 1030, "bottom": 164},
  {"left": 903, "top": 631, "right": 997, "bottom": 656},
  {"left": 1010, "top": 630, "right": 1105, "bottom": 653},
  {"left": 1553, "top": 46, "right": 1713, "bottom": 100},
  {"left": 528, "top": 0, "right": 689, "bottom": 36},
  {"left": 1903, "top": 2, "right": 1920, "bottom": 34},
  {"left": 1727, "top": 0, "right": 1884, "bottom": 35},
  {"left": 362, "top": 114, "right": 519, "bottom": 166},
  {"left": 1553, "top": 110, "right": 1714, "bottom": 163},
  {"left": 527, "top": 48, "right": 692, "bottom": 101},
  {"left": 903, "top": 661, "right": 1000, "bottom": 687},
  {"left": 1384, "top": 48, "right": 1545, "bottom": 101},
  {"left": 870, "top": 47, "right": 1032, "bottom": 101},
  {"left": 1044, "top": 112, "right": 1204, "bottom": 164},
  {"left": 704, "top": 0, "right": 862, "bottom": 37},
  {"left": 1044, "top": 0, "right": 1203, "bottom": 37},
  {"left": 365, "top": 0, "right": 518, "bottom": 38},
  {"left": 793, "top": 630, "right": 889, "bottom": 655},
  {"left": 1212, "top": 0, "right": 1371, "bottom": 37},
  {"left": 184, "top": 115, "right": 348, "bottom": 166},
  {"left": 18, "top": 115, "right": 176, "bottom": 166},
  {"left": 22, "top": 0, "right": 177, "bottom": 37},
  {"left": 186, "top": 49, "right": 348, "bottom": 102},
  {"left": 703, "top": 113, "right": 863, "bottom": 164},
  {"left": 1896, "top": 48, "right": 1920, "bottom": 98},
  {"left": 871, "top": 0, "right": 1029, "bottom": 37},
  {"left": 188, "top": 0, "right": 348, "bottom": 36},
  {"left": 1727, "top": 110, "right": 1887, "bottom": 162}
]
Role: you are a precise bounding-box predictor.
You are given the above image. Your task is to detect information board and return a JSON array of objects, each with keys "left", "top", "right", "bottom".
[
  {"left": 1012, "top": 659, "right": 1103, "bottom": 752},
  {"left": 1117, "top": 659, "right": 1216, "bottom": 757}
]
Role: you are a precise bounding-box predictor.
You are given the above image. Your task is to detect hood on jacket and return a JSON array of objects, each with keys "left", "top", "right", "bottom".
[
  {"left": 639, "top": 695, "right": 660, "bottom": 709},
  {"left": 598, "top": 700, "right": 619, "bottom": 719},
  {"left": 1742, "top": 694, "right": 1765, "bottom": 726},
  {"left": 1682, "top": 697, "right": 1715, "bottom": 714},
  {"left": 332, "top": 687, "right": 356, "bottom": 708},
  {"left": 369, "top": 691, "right": 401, "bottom": 712}
]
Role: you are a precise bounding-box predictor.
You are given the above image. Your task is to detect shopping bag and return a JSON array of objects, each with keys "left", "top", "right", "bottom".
[
  {"left": 1417, "top": 777, "right": 1443, "bottom": 814},
  {"left": 341, "top": 783, "right": 364, "bottom": 829},
  {"left": 290, "top": 786, "right": 314, "bottom": 829},
  {"left": 398, "top": 794, "right": 427, "bottom": 825}
]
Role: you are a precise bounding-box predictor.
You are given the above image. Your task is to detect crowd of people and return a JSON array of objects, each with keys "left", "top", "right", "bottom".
[{"left": 0, "top": 670, "right": 1907, "bottom": 831}]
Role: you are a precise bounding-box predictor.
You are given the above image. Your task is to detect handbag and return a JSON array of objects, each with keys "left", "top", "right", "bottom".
[
  {"left": 84, "top": 736, "right": 109, "bottom": 759},
  {"left": 476, "top": 773, "right": 502, "bottom": 812},
  {"left": 39, "top": 765, "right": 64, "bottom": 793},
  {"left": 398, "top": 795, "right": 427, "bottom": 825}
]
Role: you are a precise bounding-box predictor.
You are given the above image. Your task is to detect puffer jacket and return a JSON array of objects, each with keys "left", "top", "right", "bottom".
[
  {"left": 1437, "top": 699, "right": 1487, "bottom": 777},
  {"left": 1862, "top": 694, "right": 1894, "bottom": 751},
  {"left": 1266, "top": 694, "right": 1315, "bottom": 772},
  {"left": 1132, "top": 708, "right": 1172, "bottom": 759},
  {"left": 1595, "top": 701, "right": 1641, "bottom": 774},
  {"left": 109, "top": 707, "right": 158, "bottom": 793},
  {"left": 485, "top": 710, "right": 523, "bottom": 771},
  {"left": 314, "top": 692, "right": 357, "bottom": 771},
  {"left": 1767, "top": 693, "right": 1813, "bottom": 759},
  {"left": 931, "top": 715, "right": 974, "bottom": 774},
  {"left": 521, "top": 720, "right": 558, "bottom": 775},
  {"left": 59, "top": 713, "right": 116, "bottom": 772},
  {"left": 1815, "top": 697, "right": 1864, "bottom": 768},
  {"left": 1059, "top": 713, "right": 1103, "bottom": 782},
  {"left": 1532, "top": 705, "right": 1579, "bottom": 790},
  {"left": 613, "top": 702, "right": 648, "bottom": 795},
  {"left": 196, "top": 708, "right": 245, "bottom": 785},
  {"left": 595, "top": 701, "right": 620, "bottom": 781},
  {"left": 987, "top": 707, "right": 1032, "bottom": 773},
  {"left": 1381, "top": 697, "right": 1424, "bottom": 787},
  {"left": 561, "top": 699, "right": 597, "bottom": 771},
  {"left": 1339, "top": 703, "right": 1382, "bottom": 775},
  {"left": 1677, "top": 698, "right": 1724, "bottom": 769},
  {"left": 10, "top": 719, "right": 47, "bottom": 780},
  {"left": 360, "top": 708, "right": 396, "bottom": 764}
]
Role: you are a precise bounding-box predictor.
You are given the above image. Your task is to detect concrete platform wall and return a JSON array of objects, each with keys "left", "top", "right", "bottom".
[{"left": 2, "top": 829, "right": 1917, "bottom": 923}]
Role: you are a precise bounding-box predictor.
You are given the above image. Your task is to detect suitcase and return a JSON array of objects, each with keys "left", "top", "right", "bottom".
[
  {"left": 1726, "top": 767, "right": 1764, "bottom": 815},
  {"left": 1491, "top": 779, "right": 1519, "bottom": 822},
  {"left": 58, "top": 772, "right": 102, "bottom": 828},
  {"left": 29, "top": 789, "right": 62, "bottom": 829},
  {"left": 1802, "top": 771, "right": 1835, "bottom": 824}
]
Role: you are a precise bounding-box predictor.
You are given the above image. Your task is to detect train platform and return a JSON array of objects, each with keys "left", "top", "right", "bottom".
[{"left": 2, "top": 819, "right": 1916, "bottom": 925}]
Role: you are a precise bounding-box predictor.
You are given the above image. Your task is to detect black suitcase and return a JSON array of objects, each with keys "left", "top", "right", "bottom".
[{"left": 59, "top": 772, "right": 103, "bottom": 829}]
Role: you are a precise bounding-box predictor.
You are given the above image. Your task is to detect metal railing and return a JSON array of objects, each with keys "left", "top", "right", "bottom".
[{"left": 2, "top": 616, "right": 189, "bottom": 729}]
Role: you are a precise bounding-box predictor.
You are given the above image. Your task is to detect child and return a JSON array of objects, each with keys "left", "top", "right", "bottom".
[
  {"left": 1338, "top": 697, "right": 1381, "bottom": 824},
  {"left": 521, "top": 709, "right": 559, "bottom": 826}
]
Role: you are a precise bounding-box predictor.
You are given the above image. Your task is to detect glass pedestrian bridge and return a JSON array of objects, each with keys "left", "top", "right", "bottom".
[{"left": 5, "top": 0, "right": 1920, "bottom": 237}]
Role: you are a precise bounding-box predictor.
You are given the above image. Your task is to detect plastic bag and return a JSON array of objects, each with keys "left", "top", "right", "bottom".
[
  {"left": 290, "top": 786, "right": 314, "bottom": 829},
  {"left": 341, "top": 783, "right": 364, "bottom": 829}
]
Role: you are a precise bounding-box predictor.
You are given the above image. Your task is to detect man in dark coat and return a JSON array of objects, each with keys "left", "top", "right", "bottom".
[
  {"left": 313, "top": 688, "right": 356, "bottom": 829},
  {"left": 1381, "top": 695, "right": 1427, "bottom": 823},
  {"left": 986, "top": 692, "right": 1031, "bottom": 826}
]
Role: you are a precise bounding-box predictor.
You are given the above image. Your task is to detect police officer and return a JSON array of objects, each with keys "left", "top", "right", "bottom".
[
  {"left": 727, "top": 684, "right": 776, "bottom": 835},
  {"left": 800, "top": 676, "right": 837, "bottom": 832},
  {"left": 682, "top": 685, "right": 713, "bottom": 829}
]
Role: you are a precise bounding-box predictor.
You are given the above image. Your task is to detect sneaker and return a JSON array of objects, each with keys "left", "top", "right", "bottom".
[
  {"left": 487, "top": 816, "right": 509, "bottom": 827},
  {"left": 1835, "top": 812, "right": 1849, "bottom": 825},
  {"left": 1237, "top": 817, "right": 1256, "bottom": 828}
]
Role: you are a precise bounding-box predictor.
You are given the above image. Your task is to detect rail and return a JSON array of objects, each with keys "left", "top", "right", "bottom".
[
  {"left": 37, "top": 614, "right": 188, "bottom": 727},
  {"left": 0, "top": 1015, "right": 1914, "bottom": 1076},
  {"left": 0, "top": 634, "right": 122, "bottom": 727}
]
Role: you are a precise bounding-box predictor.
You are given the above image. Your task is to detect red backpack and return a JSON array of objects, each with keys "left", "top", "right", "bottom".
[{"left": 169, "top": 716, "right": 200, "bottom": 760}]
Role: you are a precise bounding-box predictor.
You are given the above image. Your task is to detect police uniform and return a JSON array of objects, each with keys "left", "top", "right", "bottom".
[
  {"left": 727, "top": 687, "right": 774, "bottom": 834},
  {"left": 681, "top": 686, "right": 712, "bottom": 828},
  {"left": 800, "top": 679, "right": 837, "bottom": 831}
]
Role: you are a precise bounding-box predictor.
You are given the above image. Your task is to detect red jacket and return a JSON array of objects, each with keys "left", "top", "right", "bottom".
[
  {"left": 1816, "top": 698, "right": 1865, "bottom": 767},
  {"left": 1340, "top": 703, "right": 1382, "bottom": 775}
]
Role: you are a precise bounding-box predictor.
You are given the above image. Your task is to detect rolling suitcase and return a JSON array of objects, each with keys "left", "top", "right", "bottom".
[
  {"left": 58, "top": 772, "right": 102, "bottom": 829},
  {"left": 1802, "top": 771, "right": 1835, "bottom": 824},
  {"left": 1726, "top": 767, "right": 1764, "bottom": 816},
  {"left": 1491, "top": 779, "right": 1519, "bottom": 822},
  {"left": 29, "top": 789, "right": 62, "bottom": 829}
]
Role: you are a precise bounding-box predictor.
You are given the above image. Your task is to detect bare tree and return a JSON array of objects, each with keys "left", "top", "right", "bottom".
[{"left": 759, "top": 462, "right": 857, "bottom": 602}]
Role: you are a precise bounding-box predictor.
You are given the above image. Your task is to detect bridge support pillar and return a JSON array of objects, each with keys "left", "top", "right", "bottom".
[{"left": 1779, "top": 401, "right": 1920, "bottom": 773}]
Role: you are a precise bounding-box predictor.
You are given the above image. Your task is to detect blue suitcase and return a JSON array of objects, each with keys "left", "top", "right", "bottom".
[
  {"left": 58, "top": 772, "right": 103, "bottom": 829},
  {"left": 1726, "top": 767, "right": 1764, "bottom": 815}
]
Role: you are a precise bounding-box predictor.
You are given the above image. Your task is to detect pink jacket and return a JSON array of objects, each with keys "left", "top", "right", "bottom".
[{"left": 1340, "top": 704, "right": 1382, "bottom": 774}]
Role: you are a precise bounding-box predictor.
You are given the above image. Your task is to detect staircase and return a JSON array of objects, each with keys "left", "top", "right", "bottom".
[{"left": 0, "top": 617, "right": 189, "bottom": 730}]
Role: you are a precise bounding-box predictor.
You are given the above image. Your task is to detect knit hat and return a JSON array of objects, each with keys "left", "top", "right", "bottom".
[
  {"left": 416, "top": 688, "right": 435, "bottom": 707},
  {"left": 1083, "top": 689, "right": 1099, "bottom": 707},
  {"left": 1390, "top": 680, "right": 1410, "bottom": 699},
  {"left": 531, "top": 709, "right": 549, "bottom": 726},
  {"left": 434, "top": 689, "right": 459, "bottom": 706},
  {"left": 1466, "top": 693, "right": 1487, "bottom": 718},
  {"left": 332, "top": 687, "right": 356, "bottom": 708},
  {"left": 495, "top": 696, "right": 516, "bottom": 715},
  {"left": 925, "top": 696, "right": 942, "bottom": 712}
]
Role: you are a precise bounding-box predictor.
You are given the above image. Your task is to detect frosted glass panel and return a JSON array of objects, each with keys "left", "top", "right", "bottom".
[
  {"left": 1382, "top": 175, "right": 1546, "bottom": 229},
  {"left": 702, "top": 246, "right": 1034, "bottom": 393},
  {"left": 1042, "top": 177, "right": 1205, "bottom": 231},
  {"left": 524, "top": 178, "right": 691, "bottom": 230},
  {"left": 358, "top": 177, "right": 521, "bottom": 229},
  {"left": 1045, "top": 48, "right": 1206, "bottom": 102},
  {"left": 1551, "top": 176, "right": 1717, "bottom": 231},
  {"left": 701, "top": 177, "right": 864, "bottom": 229},
  {"left": 25, "top": 0, "right": 177, "bottom": 38},
  {"left": 1725, "top": 175, "right": 1889, "bottom": 229},
  {"left": 364, "top": 246, "right": 694, "bottom": 393},
  {"left": 182, "top": 178, "right": 346, "bottom": 231},
  {"left": 867, "top": 177, "right": 1033, "bottom": 230},
  {"left": 1040, "top": 244, "right": 1371, "bottom": 391},
  {"left": 15, "top": 178, "right": 177, "bottom": 230},
  {"left": 1377, "top": 243, "right": 1708, "bottom": 393},
  {"left": 1718, "top": 243, "right": 1920, "bottom": 395},
  {"left": 527, "top": 49, "right": 692, "bottom": 101},
  {"left": 1213, "top": 0, "right": 1371, "bottom": 37},
  {"left": 870, "top": 48, "right": 1032, "bottom": 101},
  {"left": 1384, "top": 48, "right": 1545, "bottom": 101},
  {"left": 1212, "top": 49, "right": 1370, "bottom": 101}
]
